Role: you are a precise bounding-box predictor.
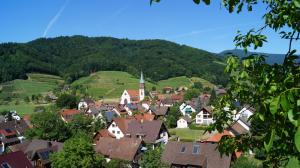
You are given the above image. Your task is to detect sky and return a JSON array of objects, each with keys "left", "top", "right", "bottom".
[{"left": 0, "top": 0, "right": 298, "bottom": 54}]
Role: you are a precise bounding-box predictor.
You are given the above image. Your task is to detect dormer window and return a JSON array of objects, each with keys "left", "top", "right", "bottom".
[
  {"left": 192, "top": 145, "right": 200, "bottom": 154},
  {"left": 180, "top": 146, "right": 186, "bottom": 153}
]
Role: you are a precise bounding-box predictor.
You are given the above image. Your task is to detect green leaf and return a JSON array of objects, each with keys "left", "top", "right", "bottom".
[
  {"left": 193, "top": 0, "right": 200, "bottom": 4},
  {"left": 270, "top": 96, "right": 279, "bottom": 115},
  {"left": 294, "top": 0, "right": 300, "bottom": 8},
  {"left": 295, "top": 127, "right": 300, "bottom": 152},
  {"left": 280, "top": 94, "right": 289, "bottom": 112},
  {"left": 288, "top": 109, "right": 298, "bottom": 126},
  {"left": 264, "top": 129, "right": 275, "bottom": 153},
  {"left": 286, "top": 157, "right": 300, "bottom": 168},
  {"left": 297, "top": 99, "right": 300, "bottom": 107}
]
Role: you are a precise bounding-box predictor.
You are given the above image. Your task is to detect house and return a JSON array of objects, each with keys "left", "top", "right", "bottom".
[
  {"left": 171, "top": 94, "right": 184, "bottom": 103},
  {"left": 0, "top": 120, "right": 29, "bottom": 153},
  {"left": 126, "top": 120, "right": 169, "bottom": 145},
  {"left": 95, "top": 137, "right": 143, "bottom": 165},
  {"left": 120, "top": 72, "right": 145, "bottom": 105},
  {"left": 60, "top": 109, "right": 81, "bottom": 122},
  {"left": 233, "top": 105, "right": 255, "bottom": 121},
  {"left": 149, "top": 106, "right": 169, "bottom": 118},
  {"left": 159, "top": 98, "right": 174, "bottom": 107},
  {"left": 134, "top": 113, "right": 155, "bottom": 122},
  {"left": 179, "top": 103, "right": 196, "bottom": 117},
  {"left": 0, "top": 151, "right": 33, "bottom": 168},
  {"left": 161, "top": 141, "right": 232, "bottom": 168},
  {"left": 163, "top": 87, "right": 173, "bottom": 94},
  {"left": 199, "top": 93, "right": 211, "bottom": 107},
  {"left": 177, "top": 116, "right": 192, "bottom": 128},
  {"left": 107, "top": 118, "right": 134, "bottom": 139},
  {"left": 228, "top": 119, "right": 250, "bottom": 136},
  {"left": 124, "top": 103, "right": 146, "bottom": 116},
  {"left": 107, "top": 118, "right": 169, "bottom": 145},
  {"left": 195, "top": 106, "right": 214, "bottom": 125},
  {"left": 10, "top": 139, "right": 63, "bottom": 168},
  {"left": 78, "top": 98, "right": 95, "bottom": 110},
  {"left": 93, "top": 129, "right": 115, "bottom": 143}
]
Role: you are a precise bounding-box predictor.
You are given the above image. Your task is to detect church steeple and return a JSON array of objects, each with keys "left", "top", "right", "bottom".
[{"left": 139, "top": 71, "right": 145, "bottom": 101}]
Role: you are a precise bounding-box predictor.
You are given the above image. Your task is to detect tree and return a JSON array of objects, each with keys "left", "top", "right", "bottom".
[
  {"left": 104, "top": 159, "right": 130, "bottom": 168},
  {"left": 151, "top": 0, "right": 300, "bottom": 167},
  {"left": 140, "top": 146, "right": 168, "bottom": 168},
  {"left": 56, "top": 93, "right": 79, "bottom": 109},
  {"left": 231, "top": 156, "right": 262, "bottom": 168},
  {"left": 183, "top": 88, "right": 200, "bottom": 101},
  {"left": 25, "top": 110, "right": 71, "bottom": 141},
  {"left": 193, "top": 81, "right": 203, "bottom": 91},
  {"left": 67, "top": 114, "right": 94, "bottom": 137},
  {"left": 165, "top": 104, "right": 181, "bottom": 128},
  {"left": 50, "top": 134, "right": 105, "bottom": 168},
  {"left": 209, "top": 88, "right": 217, "bottom": 105}
]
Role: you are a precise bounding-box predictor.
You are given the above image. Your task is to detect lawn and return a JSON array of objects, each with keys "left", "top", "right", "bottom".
[
  {"left": 72, "top": 71, "right": 215, "bottom": 100},
  {"left": 0, "top": 101, "right": 50, "bottom": 116},
  {"left": 169, "top": 128, "right": 207, "bottom": 142},
  {"left": 0, "top": 73, "right": 63, "bottom": 99}
]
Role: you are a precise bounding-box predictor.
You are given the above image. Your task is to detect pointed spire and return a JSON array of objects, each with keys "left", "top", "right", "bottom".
[{"left": 140, "top": 71, "right": 144, "bottom": 83}]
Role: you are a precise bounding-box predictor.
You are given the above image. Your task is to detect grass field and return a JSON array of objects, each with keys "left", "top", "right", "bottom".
[
  {"left": 72, "top": 71, "right": 215, "bottom": 99},
  {"left": 0, "top": 101, "right": 50, "bottom": 116},
  {"left": 0, "top": 73, "right": 63, "bottom": 99},
  {"left": 169, "top": 128, "right": 207, "bottom": 142}
]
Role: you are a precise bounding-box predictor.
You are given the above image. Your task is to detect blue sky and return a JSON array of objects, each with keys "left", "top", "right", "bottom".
[{"left": 0, "top": 0, "right": 297, "bottom": 54}]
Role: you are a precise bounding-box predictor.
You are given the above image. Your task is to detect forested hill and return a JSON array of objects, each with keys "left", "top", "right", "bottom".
[{"left": 0, "top": 36, "right": 227, "bottom": 85}]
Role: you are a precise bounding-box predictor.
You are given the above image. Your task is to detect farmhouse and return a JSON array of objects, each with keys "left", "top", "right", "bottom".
[
  {"left": 60, "top": 109, "right": 81, "bottom": 122},
  {"left": 195, "top": 106, "right": 213, "bottom": 125},
  {"left": 179, "top": 102, "right": 196, "bottom": 117},
  {"left": 120, "top": 72, "right": 145, "bottom": 105}
]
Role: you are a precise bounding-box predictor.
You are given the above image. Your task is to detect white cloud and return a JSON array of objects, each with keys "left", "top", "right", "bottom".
[{"left": 42, "top": 0, "right": 70, "bottom": 37}]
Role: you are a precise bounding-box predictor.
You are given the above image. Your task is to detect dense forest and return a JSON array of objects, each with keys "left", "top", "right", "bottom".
[{"left": 0, "top": 36, "right": 227, "bottom": 85}]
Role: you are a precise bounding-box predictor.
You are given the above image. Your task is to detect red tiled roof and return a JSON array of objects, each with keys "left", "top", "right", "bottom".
[
  {"left": 113, "top": 118, "right": 134, "bottom": 133},
  {"left": 0, "top": 151, "right": 33, "bottom": 168},
  {"left": 206, "top": 130, "right": 233, "bottom": 142},
  {"left": 61, "top": 109, "right": 80, "bottom": 116},
  {"left": 127, "top": 90, "right": 139, "bottom": 98},
  {"left": 134, "top": 113, "right": 155, "bottom": 121},
  {"left": 171, "top": 94, "right": 183, "bottom": 101}
]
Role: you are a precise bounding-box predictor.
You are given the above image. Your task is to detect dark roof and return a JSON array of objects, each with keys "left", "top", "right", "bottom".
[
  {"left": 95, "top": 137, "right": 142, "bottom": 161},
  {"left": 0, "top": 151, "right": 33, "bottom": 168},
  {"left": 105, "top": 111, "right": 117, "bottom": 122},
  {"left": 228, "top": 120, "right": 249, "bottom": 135},
  {"left": 9, "top": 139, "right": 63, "bottom": 160},
  {"left": 162, "top": 141, "right": 231, "bottom": 168},
  {"left": 182, "top": 115, "right": 192, "bottom": 123},
  {"left": 126, "top": 120, "right": 165, "bottom": 143},
  {"left": 82, "top": 98, "right": 95, "bottom": 105},
  {"left": 0, "top": 120, "right": 29, "bottom": 135},
  {"left": 150, "top": 106, "right": 169, "bottom": 116},
  {"left": 201, "top": 106, "right": 213, "bottom": 113}
]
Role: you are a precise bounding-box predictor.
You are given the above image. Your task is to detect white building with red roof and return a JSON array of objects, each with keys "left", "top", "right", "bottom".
[{"left": 120, "top": 71, "right": 145, "bottom": 105}]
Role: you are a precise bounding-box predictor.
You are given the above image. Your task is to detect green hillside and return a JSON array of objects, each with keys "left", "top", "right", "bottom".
[
  {"left": 0, "top": 36, "right": 227, "bottom": 86},
  {"left": 72, "top": 71, "right": 215, "bottom": 99}
]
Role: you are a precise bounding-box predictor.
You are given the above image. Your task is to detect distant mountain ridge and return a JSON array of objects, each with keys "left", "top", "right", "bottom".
[
  {"left": 0, "top": 36, "right": 228, "bottom": 85},
  {"left": 219, "top": 49, "right": 286, "bottom": 64}
]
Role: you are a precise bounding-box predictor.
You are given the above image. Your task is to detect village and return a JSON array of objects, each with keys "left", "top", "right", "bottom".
[{"left": 0, "top": 72, "right": 255, "bottom": 168}]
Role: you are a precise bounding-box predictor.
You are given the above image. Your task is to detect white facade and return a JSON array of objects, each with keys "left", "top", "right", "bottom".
[
  {"left": 177, "top": 118, "right": 188, "bottom": 128},
  {"left": 78, "top": 101, "right": 88, "bottom": 110},
  {"left": 179, "top": 103, "right": 196, "bottom": 116},
  {"left": 156, "top": 131, "right": 169, "bottom": 144},
  {"left": 107, "top": 121, "right": 124, "bottom": 139},
  {"left": 234, "top": 107, "right": 254, "bottom": 121},
  {"left": 120, "top": 90, "right": 132, "bottom": 105},
  {"left": 195, "top": 109, "right": 213, "bottom": 125}
]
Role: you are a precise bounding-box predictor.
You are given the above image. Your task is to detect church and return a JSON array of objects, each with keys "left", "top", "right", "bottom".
[{"left": 120, "top": 72, "right": 145, "bottom": 105}]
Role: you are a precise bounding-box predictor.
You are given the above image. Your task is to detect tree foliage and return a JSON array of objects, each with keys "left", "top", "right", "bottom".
[
  {"left": 56, "top": 93, "right": 79, "bottom": 109},
  {"left": 140, "top": 146, "right": 168, "bottom": 168},
  {"left": 184, "top": 88, "right": 200, "bottom": 101},
  {"left": 165, "top": 104, "right": 181, "bottom": 128},
  {"left": 50, "top": 134, "right": 105, "bottom": 168},
  {"left": 0, "top": 36, "right": 227, "bottom": 85},
  {"left": 26, "top": 110, "right": 71, "bottom": 141}
]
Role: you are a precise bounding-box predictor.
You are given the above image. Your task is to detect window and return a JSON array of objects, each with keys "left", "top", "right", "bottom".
[
  {"left": 117, "top": 131, "right": 120, "bottom": 134},
  {"left": 1, "top": 163, "right": 11, "bottom": 168},
  {"left": 112, "top": 123, "right": 116, "bottom": 127},
  {"left": 192, "top": 145, "right": 200, "bottom": 154},
  {"left": 112, "top": 130, "right": 115, "bottom": 134},
  {"left": 180, "top": 146, "right": 186, "bottom": 153}
]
